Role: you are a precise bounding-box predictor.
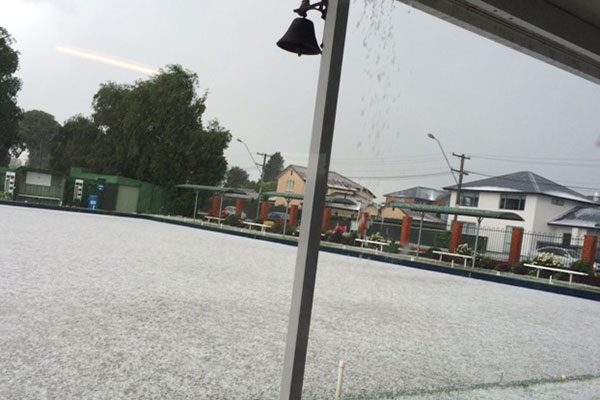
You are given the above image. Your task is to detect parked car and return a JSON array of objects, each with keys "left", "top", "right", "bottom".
[
  {"left": 531, "top": 246, "right": 578, "bottom": 268},
  {"left": 224, "top": 206, "right": 246, "bottom": 220},
  {"left": 267, "top": 211, "right": 289, "bottom": 222}
]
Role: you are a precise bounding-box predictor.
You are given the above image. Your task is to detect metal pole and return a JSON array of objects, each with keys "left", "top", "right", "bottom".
[
  {"left": 257, "top": 153, "right": 268, "bottom": 218},
  {"left": 219, "top": 193, "right": 224, "bottom": 226},
  {"left": 417, "top": 212, "right": 424, "bottom": 256},
  {"left": 472, "top": 217, "right": 482, "bottom": 268},
  {"left": 280, "top": 1, "right": 350, "bottom": 398},
  {"left": 193, "top": 191, "right": 199, "bottom": 221},
  {"left": 283, "top": 198, "right": 290, "bottom": 236}
]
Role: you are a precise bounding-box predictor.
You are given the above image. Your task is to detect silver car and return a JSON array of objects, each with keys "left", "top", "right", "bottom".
[
  {"left": 531, "top": 246, "right": 578, "bottom": 268},
  {"left": 224, "top": 206, "right": 247, "bottom": 220}
]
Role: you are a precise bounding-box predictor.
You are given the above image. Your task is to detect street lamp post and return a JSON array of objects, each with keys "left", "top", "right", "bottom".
[
  {"left": 427, "top": 133, "right": 460, "bottom": 221},
  {"left": 237, "top": 138, "right": 269, "bottom": 218}
]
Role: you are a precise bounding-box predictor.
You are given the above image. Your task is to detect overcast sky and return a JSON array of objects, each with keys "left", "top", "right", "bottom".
[{"left": 3, "top": 0, "right": 600, "bottom": 199}]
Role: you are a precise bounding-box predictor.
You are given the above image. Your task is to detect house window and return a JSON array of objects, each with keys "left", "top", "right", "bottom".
[
  {"left": 286, "top": 180, "right": 295, "bottom": 192},
  {"left": 499, "top": 193, "right": 526, "bottom": 210},
  {"left": 551, "top": 198, "right": 564, "bottom": 206},
  {"left": 462, "top": 222, "right": 477, "bottom": 235},
  {"left": 459, "top": 192, "right": 479, "bottom": 207}
]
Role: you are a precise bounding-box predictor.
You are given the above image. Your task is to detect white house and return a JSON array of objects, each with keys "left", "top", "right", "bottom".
[{"left": 444, "top": 171, "right": 598, "bottom": 235}]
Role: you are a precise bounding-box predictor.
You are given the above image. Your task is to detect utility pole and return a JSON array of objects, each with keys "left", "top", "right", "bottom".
[
  {"left": 256, "top": 152, "right": 271, "bottom": 218},
  {"left": 451, "top": 153, "right": 470, "bottom": 221}
]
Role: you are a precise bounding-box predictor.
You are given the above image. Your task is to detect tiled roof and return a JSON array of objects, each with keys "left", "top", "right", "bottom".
[
  {"left": 281, "top": 165, "right": 375, "bottom": 197},
  {"left": 444, "top": 171, "right": 594, "bottom": 204},
  {"left": 548, "top": 206, "right": 600, "bottom": 229}
]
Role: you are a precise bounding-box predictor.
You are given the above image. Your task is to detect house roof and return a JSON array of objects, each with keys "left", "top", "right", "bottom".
[
  {"left": 279, "top": 165, "right": 375, "bottom": 198},
  {"left": 548, "top": 206, "right": 600, "bottom": 229},
  {"left": 443, "top": 171, "right": 595, "bottom": 205},
  {"left": 384, "top": 186, "right": 449, "bottom": 202}
]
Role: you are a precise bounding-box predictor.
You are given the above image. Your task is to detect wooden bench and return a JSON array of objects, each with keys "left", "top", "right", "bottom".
[
  {"left": 433, "top": 250, "right": 473, "bottom": 268},
  {"left": 243, "top": 221, "right": 270, "bottom": 234},
  {"left": 204, "top": 216, "right": 223, "bottom": 224},
  {"left": 524, "top": 263, "right": 588, "bottom": 284},
  {"left": 355, "top": 238, "right": 388, "bottom": 253}
]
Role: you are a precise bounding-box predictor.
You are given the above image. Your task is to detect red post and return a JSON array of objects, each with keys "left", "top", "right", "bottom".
[
  {"left": 400, "top": 216, "right": 413, "bottom": 245},
  {"left": 508, "top": 227, "right": 524, "bottom": 265},
  {"left": 290, "top": 204, "right": 299, "bottom": 228},
  {"left": 582, "top": 235, "right": 598, "bottom": 267},
  {"left": 322, "top": 208, "right": 332, "bottom": 232},
  {"left": 235, "top": 198, "right": 243, "bottom": 218},
  {"left": 449, "top": 221, "right": 464, "bottom": 253},
  {"left": 260, "top": 201, "right": 269, "bottom": 221},
  {"left": 211, "top": 195, "right": 220, "bottom": 214},
  {"left": 358, "top": 211, "right": 369, "bottom": 234}
]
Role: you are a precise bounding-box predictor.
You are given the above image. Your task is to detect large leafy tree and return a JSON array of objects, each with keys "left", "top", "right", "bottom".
[
  {"left": 225, "top": 166, "right": 249, "bottom": 188},
  {"left": 0, "top": 27, "right": 23, "bottom": 167},
  {"left": 50, "top": 115, "right": 104, "bottom": 172},
  {"left": 19, "top": 110, "right": 60, "bottom": 168},
  {"left": 263, "top": 151, "right": 284, "bottom": 182},
  {"left": 50, "top": 65, "right": 231, "bottom": 213}
]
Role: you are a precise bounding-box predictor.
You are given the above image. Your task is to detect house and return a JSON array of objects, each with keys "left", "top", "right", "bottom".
[
  {"left": 380, "top": 186, "right": 449, "bottom": 220},
  {"left": 274, "top": 165, "right": 378, "bottom": 217},
  {"left": 443, "top": 171, "right": 598, "bottom": 234},
  {"left": 548, "top": 206, "right": 600, "bottom": 237}
]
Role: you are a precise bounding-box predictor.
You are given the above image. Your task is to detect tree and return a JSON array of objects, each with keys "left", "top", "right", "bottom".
[
  {"left": 50, "top": 115, "right": 104, "bottom": 172},
  {"left": 262, "top": 151, "right": 284, "bottom": 182},
  {"left": 50, "top": 64, "right": 232, "bottom": 214},
  {"left": 225, "top": 166, "right": 249, "bottom": 188},
  {"left": 0, "top": 27, "right": 23, "bottom": 167},
  {"left": 19, "top": 110, "right": 60, "bottom": 168}
]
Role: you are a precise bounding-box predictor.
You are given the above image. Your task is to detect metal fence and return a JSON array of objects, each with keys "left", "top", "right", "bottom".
[{"left": 367, "top": 218, "right": 589, "bottom": 263}]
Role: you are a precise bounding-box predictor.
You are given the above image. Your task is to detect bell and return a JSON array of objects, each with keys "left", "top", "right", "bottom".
[{"left": 277, "top": 17, "right": 321, "bottom": 56}]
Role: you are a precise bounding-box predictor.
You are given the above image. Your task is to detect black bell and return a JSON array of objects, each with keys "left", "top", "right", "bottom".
[{"left": 277, "top": 17, "right": 321, "bottom": 56}]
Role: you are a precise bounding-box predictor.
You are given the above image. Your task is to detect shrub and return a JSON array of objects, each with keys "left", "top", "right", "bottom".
[
  {"left": 571, "top": 260, "right": 592, "bottom": 274},
  {"left": 342, "top": 231, "right": 358, "bottom": 246},
  {"left": 433, "top": 231, "right": 451, "bottom": 249},
  {"left": 494, "top": 263, "right": 511, "bottom": 272},
  {"left": 384, "top": 242, "right": 399, "bottom": 254},
  {"left": 425, "top": 247, "right": 440, "bottom": 259},
  {"left": 252, "top": 217, "right": 264, "bottom": 224},
  {"left": 368, "top": 232, "right": 387, "bottom": 243},
  {"left": 455, "top": 243, "right": 473, "bottom": 256},
  {"left": 330, "top": 230, "right": 343, "bottom": 243},
  {"left": 0, "top": 192, "right": 12, "bottom": 200},
  {"left": 477, "top": 256, "right": 495, "bottom": 270},
  {"left": 224, "top": 214, "right": 241, "bottom": 226},
  {"left": 510, "top": 261, "right": 530, "bottom": 275},
  {"left": 532, "top": 252, "right": 563, "bottom": 268}
]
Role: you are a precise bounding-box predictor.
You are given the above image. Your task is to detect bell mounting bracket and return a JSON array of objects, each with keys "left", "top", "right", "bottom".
[{"left": 294, "top": 0, "right": 328, "bottom": 20}]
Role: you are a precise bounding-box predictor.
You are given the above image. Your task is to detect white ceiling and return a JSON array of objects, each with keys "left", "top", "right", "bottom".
[{"left": 397, "top": 0, "right": 600, "bottom": 84}]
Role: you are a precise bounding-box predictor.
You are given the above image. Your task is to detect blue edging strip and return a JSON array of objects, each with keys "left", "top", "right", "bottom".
[{"left": 2, "top": 200, "right": 599, "bottom": 302}]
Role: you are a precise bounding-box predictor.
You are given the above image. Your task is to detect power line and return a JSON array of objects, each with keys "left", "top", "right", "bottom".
[{"left": 347, "top": 171, "right": 449, "bottom": 180}]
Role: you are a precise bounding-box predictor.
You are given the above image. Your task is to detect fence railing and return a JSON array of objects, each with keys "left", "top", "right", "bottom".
[{"left": 367, "top": 219, "right": 588, "bottom": 264}]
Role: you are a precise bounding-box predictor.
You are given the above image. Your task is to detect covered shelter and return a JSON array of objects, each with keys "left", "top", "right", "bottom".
[
  {"left": 176, "top": 184, "right": 247, "bottom": 221},
  {"left": 279, "top": 1, "right": 600, "bottom": 398},
  {"left": 386, "top": 202, "right": 523, "bottom": 264},
  {"left": 264, "top": 191, "right": 355, "bottom": 235}
]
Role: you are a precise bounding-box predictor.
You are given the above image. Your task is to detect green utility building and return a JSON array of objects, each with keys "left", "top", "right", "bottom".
[
  {"left": 66, "top": 167, "right": 165, "bottom": 214},
  {"left": 12, "top": 167, "right": 67, "bottom": 206}
]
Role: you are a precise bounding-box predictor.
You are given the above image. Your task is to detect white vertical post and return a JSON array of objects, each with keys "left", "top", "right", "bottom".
[
  {"left": 279, "top": 1, "right": 350, "bottom": 399},
  {"left": 335, "top": 360, "right": 346, "bottom": 400}
]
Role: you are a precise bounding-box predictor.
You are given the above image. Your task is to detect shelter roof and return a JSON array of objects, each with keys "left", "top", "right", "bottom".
[
  {"left": 384, "top": 186, "right": 449, "bottom": 202},
  {"left": 386, "top": 202, "right": 524, "bottom": 221},
  {"left": 176, "top": 184, "right": 247, "bottom": 195}
]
